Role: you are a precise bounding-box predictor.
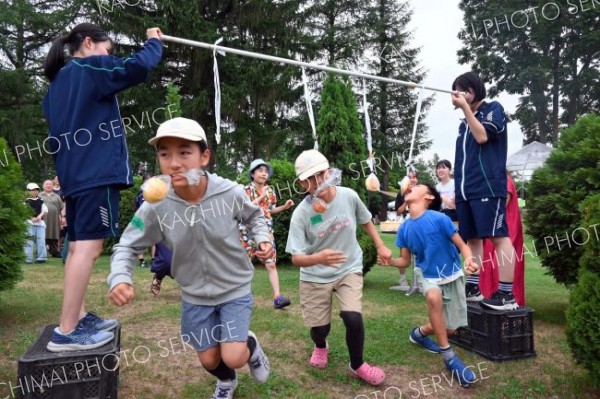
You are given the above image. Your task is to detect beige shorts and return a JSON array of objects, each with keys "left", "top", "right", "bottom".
[{"left": 300, "top": 272, "right": 363, "bottom": 327}]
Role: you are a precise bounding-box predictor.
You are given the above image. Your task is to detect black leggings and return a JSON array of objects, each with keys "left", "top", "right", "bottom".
[{"left": 310, "top": 311, "right": 365, "bottom": 370}]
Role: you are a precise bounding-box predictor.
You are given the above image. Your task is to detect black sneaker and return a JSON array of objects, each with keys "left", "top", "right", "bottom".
[
  {"left": 481, "top": 291, "right": 519, "bottom": 311},
  {"left": 465, "top": 283, "right": 483, "bottom": 302},
  {"left": 139, "top": 259, "right": 147, "bottom": 268}
]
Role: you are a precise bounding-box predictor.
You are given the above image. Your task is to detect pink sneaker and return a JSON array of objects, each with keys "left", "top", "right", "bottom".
[
  {"left": 349, "top": 362, "right": 386, "bottom": 386},
  {"left": 309, "top": 345, "right": 329, "bottom": 369}
]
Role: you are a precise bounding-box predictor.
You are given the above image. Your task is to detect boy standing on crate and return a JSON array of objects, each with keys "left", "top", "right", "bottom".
[
  {"left": 108, "top": 117, "right": 271, "bottom": 399},
  {"left": 378, "top": 183, "right": 479, "bottom": 387}
]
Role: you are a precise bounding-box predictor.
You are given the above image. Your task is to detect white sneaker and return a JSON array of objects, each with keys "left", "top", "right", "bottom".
[
  {"left": 211, "top": 378, "right": 238, "bottom": 399},
  {"left": 247, "top": 331, "right": 270, "bottom": 383}
]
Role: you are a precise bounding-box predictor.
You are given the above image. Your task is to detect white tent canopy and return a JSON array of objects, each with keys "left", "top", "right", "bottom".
[{"left": 507, "top": 141, "right": 554, "bottom": 180}]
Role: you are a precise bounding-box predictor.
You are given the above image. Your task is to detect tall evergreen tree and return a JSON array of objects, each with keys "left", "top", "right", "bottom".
[
  {"left": 457, "top": 1, "right": 600, "bottom": 144},
  {"left": 317, "top": 73, "right": 367, "bottom": 198},
  {"left": 361, "top": 0, "right": 432, "bottom": 218},
  {"left": 94, "top": 0, "right": 311, "bottom": 178},
  {"left": 302, "top": 0, "right": 365, "bottom": 66},
  {"left": 0, "top": 0, "right": 86, "bottom": 180}
]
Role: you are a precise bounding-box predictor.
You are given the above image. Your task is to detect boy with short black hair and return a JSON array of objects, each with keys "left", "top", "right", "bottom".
[
  {"left": 108, "top": 117, "right": 272, "bottom": 399},
  {"left": 379, "top": 183, "right": 479, "bottom": 387}
]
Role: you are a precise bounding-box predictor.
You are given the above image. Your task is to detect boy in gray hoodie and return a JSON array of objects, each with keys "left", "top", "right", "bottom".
[{"left": 108, "top": 117, "right": 272, "bottom": 399}]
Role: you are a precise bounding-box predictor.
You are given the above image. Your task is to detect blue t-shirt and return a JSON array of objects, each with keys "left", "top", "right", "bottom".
[
  {"left": 395, "top": 210, "right": 463, "bottom": 283},
  {"left": 454, "top": 101, "right": 508, "bottom": 202},
  {"left": 42, "top": 39, "right": 162, "bottom": 197}
]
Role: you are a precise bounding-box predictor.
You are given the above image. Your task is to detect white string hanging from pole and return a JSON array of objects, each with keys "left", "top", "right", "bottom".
[
  {"left": 363, "top": 79, "right": 373, "bottom": 172},
  {"left": 397, "top": 84, "right": 425, "bottom": 195},
  {"left": 363, "top": 79, "right": 381, "bottom": 192},
  {"left": 301, "top": 67, "right": 318, "bottom": 150},
  {"left": 213, "top": 38, "right": 225, "bottom": 144},
  {"left": 406, "top": 84, "right": 425, "bottom": 169}
]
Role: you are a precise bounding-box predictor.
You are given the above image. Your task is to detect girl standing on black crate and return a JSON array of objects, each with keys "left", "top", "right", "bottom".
[{"left": 42, "top": 23, "right": 163, "bottom": 352}]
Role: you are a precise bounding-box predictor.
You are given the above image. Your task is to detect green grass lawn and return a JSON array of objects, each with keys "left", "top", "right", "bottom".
[{"left": 0, "top": 233, "right": 597, "bottom": 398}]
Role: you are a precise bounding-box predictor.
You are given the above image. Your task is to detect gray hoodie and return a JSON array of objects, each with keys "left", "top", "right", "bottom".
[{"left": 108, "top": 172, "right": 272, "bottom": 306}]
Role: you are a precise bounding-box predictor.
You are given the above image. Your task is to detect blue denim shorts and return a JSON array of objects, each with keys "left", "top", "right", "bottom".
[{"left": 180, "top": 293, "right": 253, "bottom": 352}]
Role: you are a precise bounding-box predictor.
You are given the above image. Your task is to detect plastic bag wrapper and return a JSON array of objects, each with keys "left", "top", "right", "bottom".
[
  {"left": 365, "top": 173, "right": 380, "bottom": 192},
  {"left": 309, "top": 168, "right": 342, "bottom": 213},
  {"left": 398, "top": 176, "right": 411, "bottom": 195},
  {"left": 142, "top": 169, "right": 206, "bottom": 203}
]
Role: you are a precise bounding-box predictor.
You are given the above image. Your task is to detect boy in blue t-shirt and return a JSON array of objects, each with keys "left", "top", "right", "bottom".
[{"left": 379, "top": 183, "right": 479, "bottom": 387}]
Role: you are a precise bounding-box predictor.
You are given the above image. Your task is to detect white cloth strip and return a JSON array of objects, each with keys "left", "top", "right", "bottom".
[
  {"left": 406, "top": 85, "right": 425, "bottom": 168},
  {"left": 363, "top": 79, "right": 374, "bottom": 173},
  {"left": 302, "top": 67, "right": 318, "bottom": 151},
  {"left": 213, "top": 38, "right": 224, "bottom": 144}
]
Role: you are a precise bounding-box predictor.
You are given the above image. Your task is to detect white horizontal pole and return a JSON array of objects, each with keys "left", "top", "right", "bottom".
[{"left": 161, "top": 34, "right": 455, "bottom": 95}]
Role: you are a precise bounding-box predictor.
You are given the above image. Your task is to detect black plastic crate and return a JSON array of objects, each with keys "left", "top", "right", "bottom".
[
  {"left": 449, "top": 302, "right": 536, "bottom": 361},
  {"left": 14, "top": 324, "right": 120, "bottom": 399}
]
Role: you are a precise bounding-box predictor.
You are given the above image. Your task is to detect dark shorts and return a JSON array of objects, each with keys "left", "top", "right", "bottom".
[
  {"left": 440, "top": 208, "right": 458, "bottom": 222},
  {"left": 456, "top": 198, "right": 508, "bottom": 240},
  {"left": 65, "top": 186, "right": 121, "bottom": 241}
]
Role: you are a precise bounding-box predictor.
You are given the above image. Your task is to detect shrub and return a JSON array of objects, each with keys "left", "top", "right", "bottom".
[
  {"left": 526, "top": 114, "right": 600, "bottom": 286},
  {"left": 0, "top": 137, "right": 29, "bottom": 293},
  {"left": 566, "top": 194, "right": 600, "bottom": 388}
]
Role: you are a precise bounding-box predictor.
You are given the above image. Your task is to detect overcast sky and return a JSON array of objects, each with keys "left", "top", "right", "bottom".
[{"left": 407, "top": 0, "right": 524, "bottom": 163}]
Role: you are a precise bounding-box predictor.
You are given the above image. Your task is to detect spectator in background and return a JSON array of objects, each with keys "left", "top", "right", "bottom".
[
  {"left": 40, "top": 179, "right": 64, "bottom": 258},
  {"left": 150, "top": 242, "right": 173, "bottom": 295},
  {"left": 435, "top": 160, "right": 457, "bottom": 222},
  {"left": 24, "top": 183, "right": 48, "bottom": 264},
  {"left": 52, "top": 176, "right": 63, "bottom": 197}
]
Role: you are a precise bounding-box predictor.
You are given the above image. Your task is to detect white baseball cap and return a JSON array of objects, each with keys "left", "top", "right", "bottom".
[
  {"left": 148, "top": 117, "right": 207, "bottom": 146},
  {"left": 26, "top": 183, "right": 40, "bottom": 190},
  {"left": 295, "top": 150, "right": 330, "bottom": 181}
]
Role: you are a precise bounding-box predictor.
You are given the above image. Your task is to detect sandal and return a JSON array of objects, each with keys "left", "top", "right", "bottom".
[
  {"left": 348, "top": 362, "right": 386, "bottom": 386},
  {"left": 309, "top": 344, "right": 329, "bottom": 368},
  {"left": 150, "top": 275, "right": 162, "bottom": 295}
]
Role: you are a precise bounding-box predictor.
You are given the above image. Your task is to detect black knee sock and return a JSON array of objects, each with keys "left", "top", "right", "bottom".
[
  {"left": 310, "top": 324, "right": 331, "bottom": 349},
  {"left": 340, "top": 311, "right": 364, "bottom": 370},
  {"left": 206, "top": 360, "right": 236, "bottom": 381}
]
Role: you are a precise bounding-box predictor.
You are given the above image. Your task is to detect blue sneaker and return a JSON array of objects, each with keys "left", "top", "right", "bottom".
[
  {"left": 79, "top": 312, "right": 118, "bottom": 331},
  {"left": 409, "top": 327, "right": 441, "bottom": 353},
  {"left": 46, "top": 325, "right": 114, "bottom": 352},
  {"left": 444, "top": 355, "right": 477, "bottom": 387},
  {"left": 273, "top": 295, "right": 292, "bottom": 309}
]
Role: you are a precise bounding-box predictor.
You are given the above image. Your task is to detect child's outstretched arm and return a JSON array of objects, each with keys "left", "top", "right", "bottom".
[
  {"left": 361, "top": 221, "right": 392, "bottom": 264},
  {"left": 450, "top": 232, "right": 479, "bottom": 274},
  {"left": 378, "top": 247, "right": 411, "bottom": 269},
  {"left": 108, "top": 204, "right": 163, "bottom": 306},
  {"left": 271, "top": 199, "right": 294, "bottom": 214}
]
